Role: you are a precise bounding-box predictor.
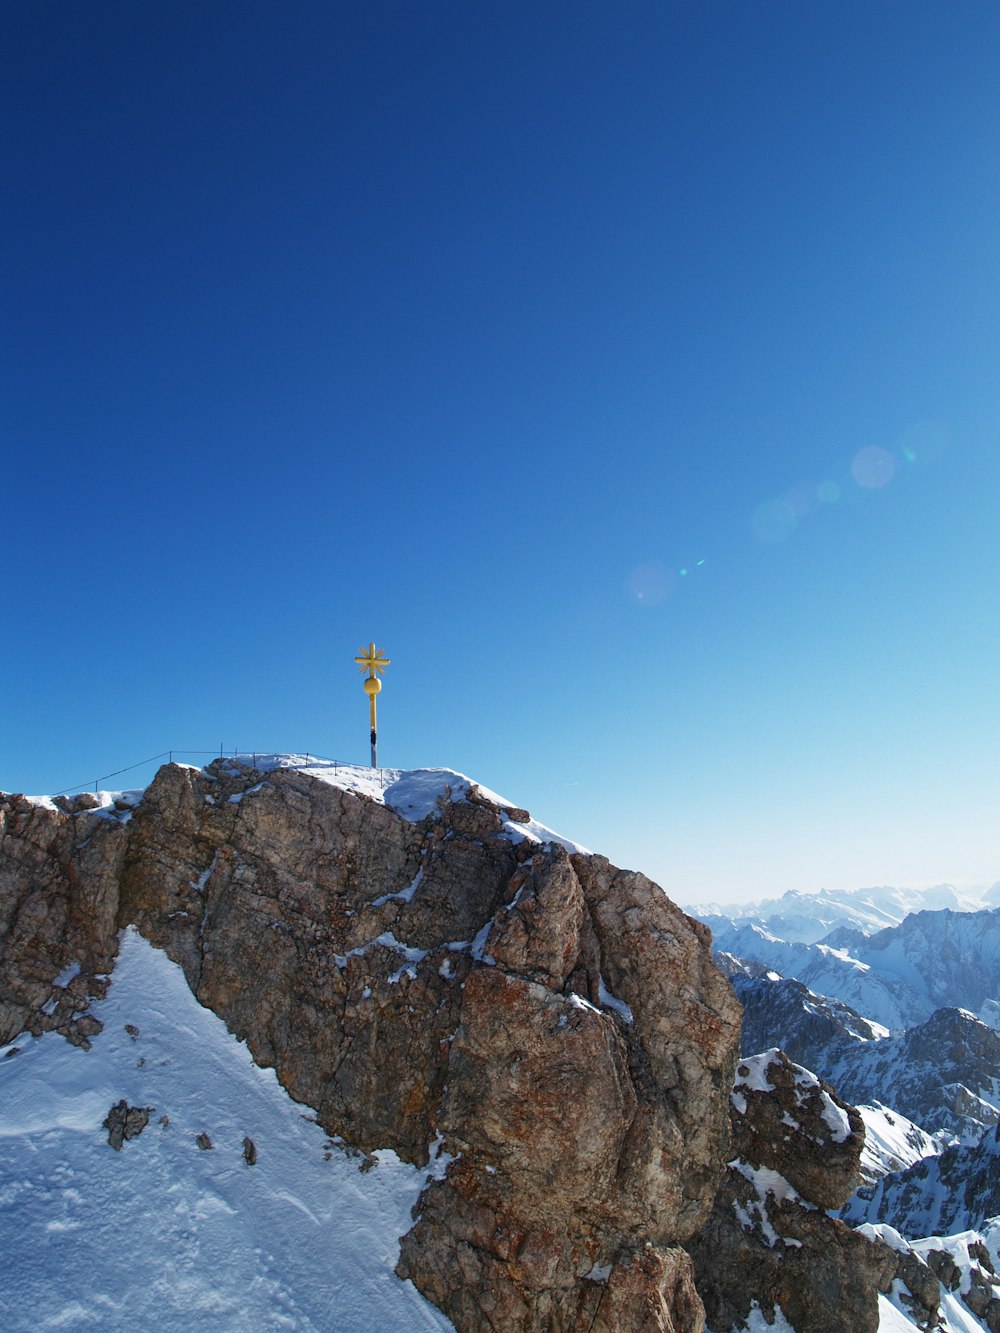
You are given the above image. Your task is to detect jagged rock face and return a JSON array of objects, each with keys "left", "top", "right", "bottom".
[
  {"left": 727, "top": 1048, "right": 865, "bottom": 1210},
  {"left": 0, "top": 793, "right": 127, "bottom": 1047},
  {"left": 0, "top": 760, "right": 742, "bottom": 1332},
  {"left": 687, "top": 1048, "right": 891, "bottom": 1333}
]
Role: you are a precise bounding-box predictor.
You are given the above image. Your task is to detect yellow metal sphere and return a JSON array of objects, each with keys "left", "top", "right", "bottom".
[{"left": 363, "top": 676, "right": 382, "bottom": 696}]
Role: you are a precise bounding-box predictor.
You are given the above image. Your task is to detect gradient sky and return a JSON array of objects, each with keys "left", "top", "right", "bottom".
[{"left": 3, "top": 1, "right": 999, "bottom": 904}]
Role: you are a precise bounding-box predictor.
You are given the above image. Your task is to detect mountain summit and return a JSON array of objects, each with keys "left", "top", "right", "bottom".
[{"left": 2, "top": 755, "right": 744, "bottom": 1330}]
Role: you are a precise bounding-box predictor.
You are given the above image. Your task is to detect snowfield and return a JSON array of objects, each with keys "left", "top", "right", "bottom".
[{"left": 0, "top": 928, "right": 453, "bottom": 1332}]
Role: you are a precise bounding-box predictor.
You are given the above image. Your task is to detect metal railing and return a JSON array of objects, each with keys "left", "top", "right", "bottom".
[{"left": 52, "top": 749, "right": 379, "bottom": 796}]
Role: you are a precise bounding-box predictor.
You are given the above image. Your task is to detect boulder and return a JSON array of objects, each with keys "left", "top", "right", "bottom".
[{"left": 687, "top": 1047, "right": 892, "bottom": 1333}]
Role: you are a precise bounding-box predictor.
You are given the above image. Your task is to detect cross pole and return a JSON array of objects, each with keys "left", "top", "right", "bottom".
[{"left": 354, "top": 642, "right": 390, "bottom": 767}]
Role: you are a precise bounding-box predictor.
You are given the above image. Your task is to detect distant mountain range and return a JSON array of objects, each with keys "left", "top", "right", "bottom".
[
  {"left": 688, "top": 883, "right": 998, "bottom": 943},
  {"left": 705, "top": 902, "right": 1000, "bottom": 1031}
]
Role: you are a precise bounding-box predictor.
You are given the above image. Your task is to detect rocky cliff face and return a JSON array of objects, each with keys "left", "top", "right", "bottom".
[
  {"left": 0, "top": 759, "right": 741, "bottom": 1332},
  {"left": 686, "top": 1048, "right": 893, "bottom": 1333}
]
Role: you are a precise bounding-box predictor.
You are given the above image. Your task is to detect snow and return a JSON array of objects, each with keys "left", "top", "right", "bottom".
[
  {"left": 333, "top": 930, "right": 429, "bottom": 975},
  {"left": 33, "top": 755, "right": 591, "bottom": 863},
  {"left": 469, "top": 920, "right": 496, "bottom": 964},
  {"left": 690, "top": 883, "right": 987, "bottom": 945},
  {"left": 858, "top": 1221, "right": 911, "bottom": 1254},
  {"left": 703, "top": 897, "right": 1000, "bottom": 1031},
  {"left": 226, "top": 781, "right": 267, "bottom": 804},
  {"left": 816, "top": 1086, "right": 851, "bottom": 1142},
  {"left": 735, "top": 1050, "right": 780, "bottom": 1094},
  {"left": 729, "top": 1159, "right": 806, "bottom": 1248},
  {"left": 371, "top": 868, "right": 424, "bottom": 908},
  {"left": 209, "top": 757, "right": 593, "bottom": 851},
  {"left": 877, "top": 1293, "right": 921, "bottom": 1331},
  {"left": 855, "top": 1103, "right": 941, "bottom": 1181},
  {"left": 736, "top": 1303, "right": 796, "bottom": 1332},
  {"left": 21, "top": 793, "right": 58, "bottom": 810},
  {"left": 189, "top": 851, "right": 219, "bottom": 893},
  {"left": 858, "top": 1222, "right": 1000, "bottom": 1331},
  {"left": 0, "top": 928, "right": 453, "bottom": 1332},
  {"left": 597, "top": 977, "right": 634, "bottom": 1024}
]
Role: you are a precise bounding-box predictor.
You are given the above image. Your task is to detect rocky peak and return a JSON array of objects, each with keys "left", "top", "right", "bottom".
[
  {"left": 1, "top": 757, "right": 742, "bottom": 1331},
  {"left": 687, "top": 1047, "right": 892, "bottom": 1332}
]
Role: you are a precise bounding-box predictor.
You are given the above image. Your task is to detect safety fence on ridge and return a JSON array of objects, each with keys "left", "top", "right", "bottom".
[{"left": 53, "top": 749, "right": 382, "bottom": 796}]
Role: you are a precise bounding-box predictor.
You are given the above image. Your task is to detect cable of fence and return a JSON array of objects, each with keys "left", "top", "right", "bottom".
[{"left": 53, "top": 749, "right": 364, "bottom": 796}]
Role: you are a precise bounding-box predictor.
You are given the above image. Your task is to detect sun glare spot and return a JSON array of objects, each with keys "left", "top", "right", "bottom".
[
  {"left": 896, "top": 420, "right": 950, "bottom": 467},
  {"left": 818, "top": 480, "right": 840, "bottom": 504},
  {"left": 751, "top": 498, "right": 796, "bottom": 543},
  {"left": 851, "top": 445, "right": 895, "bottom": 489},
  {"left": 627, "top": 563, "right": 676, "bottom": 606},
  {"left": 784, "top": 482, "right": 822, "bottom": 519}
]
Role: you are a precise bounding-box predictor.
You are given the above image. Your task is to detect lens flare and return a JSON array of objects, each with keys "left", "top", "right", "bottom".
[
  {"left": 784, "top": 482, "right": 822, "bottom": 519},
  {"left": 751, "top": 498, "right": 796, "bottom": 543},
  {"left": 851, "top": 445, "right": 895, "bottom": 489},
  {"left": 897, "top": 420, "right": 950, "bottom": 467},
  {"left": 627, "top": 562, "right": 676, "bottom": 606}
]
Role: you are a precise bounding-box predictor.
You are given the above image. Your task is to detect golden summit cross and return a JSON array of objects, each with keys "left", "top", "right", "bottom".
[{"left": 355, "top": 643, "right": 390, "bottom": 766}]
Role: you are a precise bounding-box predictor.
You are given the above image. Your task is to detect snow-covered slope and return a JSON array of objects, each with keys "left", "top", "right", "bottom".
[
  {"left": 856, "top": 1104, "right": 943, "bottom": 1184},
  {"left": 0, "top": 927, "right": 453, "bottom": 1332},
  {"left": 845, "top": 1125, "right": 1000, "bottom": 1241},
  {"left": 866, "top": 1223, "right": 1000, "bottom": 1333}
]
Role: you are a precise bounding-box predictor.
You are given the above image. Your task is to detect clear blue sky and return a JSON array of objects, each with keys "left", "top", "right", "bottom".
[{"left": 3, "top": 1, "right": 999, "bottom": 903}]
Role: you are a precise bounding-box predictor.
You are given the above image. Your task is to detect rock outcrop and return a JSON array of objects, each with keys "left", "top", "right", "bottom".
[
  {"left": 687, "top": 1047, "right": 894, "bottom": 1333},
  {"left": 0, "top": 791, "right": 128, "bottom": 1047},
  {"left": 733, "top": 970, "right": 1000, "bottom": 1143},
  {"left": 0, "top": 759, "right": 742, "bottom": 1331}
]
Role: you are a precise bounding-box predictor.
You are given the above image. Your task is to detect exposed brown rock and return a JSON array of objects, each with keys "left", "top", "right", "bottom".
[
  {"left": 926, "top": 1245, "right": 962, "bottom": 1291},
  {"left": 687, "top": 1047, "right": 892, "bottom": 1333},
  {"left": 0, "top": 793, "right": 125, "bottom": 1047},
  {"left": 1, "top": 759, "right": 743, "bottom": 1331},
  {"left": 590, "top": 1246, "right": 705, "bottom": 1333},
  {"left": 727, "top": 1048, "right": 865, "bottom": 1210}
]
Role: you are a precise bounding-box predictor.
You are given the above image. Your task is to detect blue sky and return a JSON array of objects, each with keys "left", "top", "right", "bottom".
[{"left": 3, "top": 1, "right": 999, "bottom": 903}]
